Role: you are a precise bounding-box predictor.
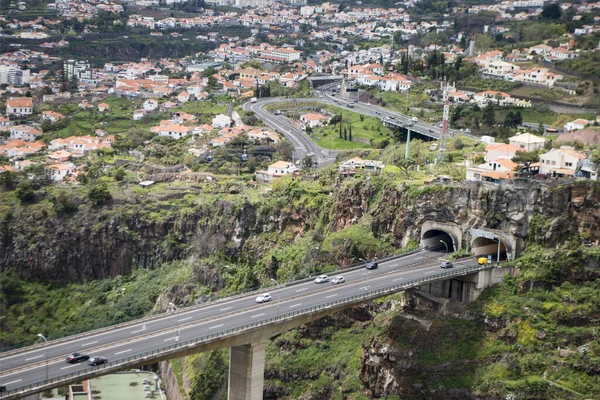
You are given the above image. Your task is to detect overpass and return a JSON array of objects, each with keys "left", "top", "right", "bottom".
[{"left": 0, "top": 250, "right": 508, "bottom": 400}]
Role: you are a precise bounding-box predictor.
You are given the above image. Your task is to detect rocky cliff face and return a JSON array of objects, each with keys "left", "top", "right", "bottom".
[{"left": 1, "top": 180, "right": 598, "bottom": 283}]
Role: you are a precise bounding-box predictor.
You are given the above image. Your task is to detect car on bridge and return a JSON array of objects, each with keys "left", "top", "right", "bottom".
[
  {"left": 88, "top": 356, "right": 108, "bottom": 366},
  {"left": 331, "top": 276, "right": 345, "bottom": 285},
  {"left": 255, "top": 293, "right": 272, "bottom": 303},
  {"left": 66, "top": 353, "right": 90, "bottom": 363},
  {"left": 440, "top": 261, "right": 453, "bottom": 269},
  {"left": 365, "top": 262, "right": 378, "bottom": 270},
  {"left": 314, "top": 275, "right": 329, "bottom": 284}
]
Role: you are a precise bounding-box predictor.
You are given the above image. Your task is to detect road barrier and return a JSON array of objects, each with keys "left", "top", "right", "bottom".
[{"left": 1, "top": 264, "right": 492, "bottom": 399}]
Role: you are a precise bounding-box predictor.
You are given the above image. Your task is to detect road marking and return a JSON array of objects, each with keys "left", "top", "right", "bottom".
[
  {"left": 295, "top": 287, "right": 307, "bottom": 292},
  {"left": 61, "top": 365, "right": 78, "bottom": 370},
  {"left": 164, "top": 337, "right": 178, "bottom": 342},
  {"left": 81, "top": 341, "right": 98, "bottom": 347},
  {"left": 25, "top": 355, "right": 43, "bottom": 361},
  {"left": 179, "top": 317, "right": 191, "bottom": 322},
  {"left": 209, "top": 324, "right": 224, "bottom": 330},
  {"left": 220, "top": 306, "right": 232, "bottom": 311},
  {"left": 326, "top": 294, "right": 337, "bottom": 299},
  {"left": 131, "top": 328, "right": 146, "bottom": 334},
  {"left": 251, "top": 313, "right": 265, "bottom": 319},
  {"left": 393, "top": 278, "right": 403, "bottom": 282},
  {"left": 115, "top": 349, "right": 131, "bottom": 355},
  {"left": 289, "top": 303, "right": 302, "bottom": 308},
  {"left": 5, "top": 379, "right": 22, "bottom": 385}
]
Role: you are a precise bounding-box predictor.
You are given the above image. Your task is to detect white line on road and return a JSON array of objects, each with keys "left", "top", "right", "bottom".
[
  {"left": 115, "top": 349, "right": 131, "bottom": 355},
  {"left": 61, "top": 365, "right": 78, "bottom": 370},
  {"left": 289, "top": 303, "right": 302, "bottom": 308},
  {"left": 220, "top": 306, "right": 232, "bottom": 311},
  {"left": 209, "top": 324, "right": 224, "bottom": 330},
  {"left": 5, "top": 379, "right": 22, "bottom": 385},
  {"left": 179, "top": 317, "right": 191, "bottom": 322},
  {"left": 164, "top": 337, "right": 178, "bottom": 342},
  {"left": 295, "top": 288, "right": 307, "bottom": 292},
  {"left": 251, "top": 313, "right": 265, "bottom": 319},
  {"left": 326, "top": 294, "right": 337, "bottom": 299},
  {"left": 25, "top": 355, "right": 43, "bottom": 361},
  {"left": 81, "top": 341, "right": 98, "bottom": 347},
  {"left": 131, "top": 328, "right": 145, "bottom": 334},
  {"left": 393, "top": 278, "right": 403, "bottom": 282}
]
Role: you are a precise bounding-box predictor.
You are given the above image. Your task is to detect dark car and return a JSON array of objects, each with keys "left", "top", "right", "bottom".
[
  {"left": 440, "top": 261, "right": 453, "bottom": 269},
  {"left": 0, "top": 385, "right": 6, "bottom": 393},
  {"left": 88, "top": 356, "right": 108, "bottom": 366},
  {"left": 365, "top": 262, "right": 378, "bottom": 270},
  {"left": 66, "top": 353, "right": 90, "bottom": 363}
]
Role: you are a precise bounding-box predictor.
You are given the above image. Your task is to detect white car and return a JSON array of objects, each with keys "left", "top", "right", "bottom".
[
  {"left": 255, "top": 293, "right": 272, "bottom": 303},
  {"left": 314, "top": 275, "right": 329, "bottom": 284},
  {"left": 331, "top": 275, "right": 345, "bottom": 285}
]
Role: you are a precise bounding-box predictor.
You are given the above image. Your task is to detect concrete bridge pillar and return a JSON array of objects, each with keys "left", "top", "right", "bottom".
[{"left": 227, "top": 341, "right": 266, "bottom": 400}]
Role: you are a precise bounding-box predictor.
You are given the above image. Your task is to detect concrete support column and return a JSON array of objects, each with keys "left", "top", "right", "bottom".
[{"left": 228, "top": 341, "right": 266, "bottom": 400}]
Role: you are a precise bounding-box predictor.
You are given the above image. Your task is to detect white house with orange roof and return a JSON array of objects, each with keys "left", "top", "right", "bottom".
[
  {"left": 177, "top": 91, "right": 190, "bottom": 103},
  {"left": 42, "top": 110, "right": 66, "bottom": 123},
  {"left": 300, "top": 112, "right": 330, "bottom": 129},
  {"left": 133, "top": 109, "right": 145, "bottom": 120},
  {"left": 507, "top": 67, "right": 563, "bottom": 87},
  {"left": 564, "top": 119, "right": 589, "bottom": 131},
  {"left": 339, "top": 157, "right": 365, "bottom": 171},
  {"left": 10, "top": 125, "right": 42, "bottom": 142},
  {"left": 154, "top": 124, "right": 191, "bottom": 139},
  {"left": 46, "top": 162, "right": 75, "bottom": 182},
  {"left": 0, "top": 116, "right": 13, "bottom": 131},
  {"left": 143, "top": 99, "right": 159, "bottom": 112},
  {"left": 539, "top": 147, "right": 587, "bottom": 176},
  {"left": 6, "top": 97, "right": 33, "bottom": 116},
  {"left": 466, "top": 158, "right": 518, "bottom": 182},
  {"left": 485, "top": 143, "right": 524, "bottom": 163},
  {"left": 473, "top": 50, "right": 503, "bottom": 68},
  {"left": 267, "top": 160, "right": 298, "bottom": 177},
  {"left": 247, "top": 128, "right": 280, "bottom": 143}
]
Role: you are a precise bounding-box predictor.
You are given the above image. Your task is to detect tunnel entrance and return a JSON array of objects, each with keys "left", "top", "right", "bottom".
[
  {"left": 471, "top": 237, "right": 508, "bottom": 261},
  {"left": 421, "top": 229, "right": 456, "bottom": 253}
]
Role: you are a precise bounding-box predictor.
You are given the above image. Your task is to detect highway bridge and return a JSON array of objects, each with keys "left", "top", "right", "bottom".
[{"left": 0, "top": 249, "right": 509, "bottom": 400}]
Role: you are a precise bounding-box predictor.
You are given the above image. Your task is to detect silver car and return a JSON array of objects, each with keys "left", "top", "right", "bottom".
[
  {"left": 255, "top": 293, "right": 272, "bottom": 303},
  {"left": 314, "top": 275, "right": 329, "bottom": 284},
  {"left": 331, "top": 276, "right": 345, "bottom": 285}
]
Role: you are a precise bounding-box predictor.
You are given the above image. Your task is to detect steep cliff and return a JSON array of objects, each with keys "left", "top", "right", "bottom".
[{"left": 1, "top": 179, "right": 599, "bottom": 284}]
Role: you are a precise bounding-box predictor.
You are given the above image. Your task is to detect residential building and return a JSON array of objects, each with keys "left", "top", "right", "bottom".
[
  {"left": 466, "top": 158, "right": 518, "bottom": 182},
  {"left": 300, "top": 113, "right": 330, "bottom": 128},
  {"left": 47, "top": 162, "right": 75, "bottom": 182},
  {"left": 539, "top": 147, "right": 587, "bottom": 176},
  {"left": 268, "top": 160, "right": 298, "bottom": 177},
  {"left": 6, "top": 97, "right": 33, "bottom": 116},
  {"left": 63, "top": 59, "right": 93, "bottom": 80},
  {"left": 508, "top": 132, "right": 546, "bottom": 151},
  {"left": 154, "top": 124, "right": 191, "bottom": 139},
  {"left": 42, "top": 111, "right": 66, "bottom": 123},
  {"left": 564, "top": 119, "right": 589, "bottom": 132}
]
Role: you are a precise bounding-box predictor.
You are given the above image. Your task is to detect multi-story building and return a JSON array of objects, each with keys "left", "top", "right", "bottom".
[{"left": 63, "top": 59, "right": 93, "bottom": 81}]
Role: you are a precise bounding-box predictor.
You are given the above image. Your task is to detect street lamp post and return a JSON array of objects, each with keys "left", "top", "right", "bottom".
[
  {"left": 168, "top": 302, "right": 179, "bottom": 337},
  {"left": 37, "top": 333, "right": 48, "bottom": 381},
  {"left": 270, "top": 279, "right": 280, "bottom": 317},
  {"left": 440, "top": 240, "right": 448, "bottom": 257}
]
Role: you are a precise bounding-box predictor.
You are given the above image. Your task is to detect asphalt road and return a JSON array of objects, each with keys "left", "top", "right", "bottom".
[
  {"left": 244, "top": 98, "right": 339, "bottom": 167},
  {"left": 0, "top": 249, "right": 480, "bottom": 392}
]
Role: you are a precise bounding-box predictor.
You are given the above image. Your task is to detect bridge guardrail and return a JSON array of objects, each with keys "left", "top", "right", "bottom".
[{"left": 1, "top": 264, "right": 492, "bottom": 399}]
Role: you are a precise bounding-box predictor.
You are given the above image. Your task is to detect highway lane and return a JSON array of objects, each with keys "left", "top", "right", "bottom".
[
  {"left": 0, "top": 249, "right": 443, "bottom": 375},
  {"left": 1, "top": 252, "right": 482, "bottom": 392},
  {"left": 244, "top": 98, "right": 339, "bottom": 167}
]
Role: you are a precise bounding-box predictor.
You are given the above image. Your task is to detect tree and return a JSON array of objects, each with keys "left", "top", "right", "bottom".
[
  {"left": 15, "top": 181, "right": 35, "bottom": 203},
  {"left": 302, "top": 154, "right": 315, "bottom": 170},
  {"left": 87, "top": 181, "right": 112, "bottom": 205},
  {"left": 394, "top": 157, "right": 416, "bottom": 178},
  {"left": 275, "top": 140, "right": 294, "bottom": 161},
  {"left": 503, "top": 110, "right": 522, "bottom": 128},
  {"left": 348, "top": 124, "right": 353, "bottom": 142},
  {"left": 189, "top": 350, "right": 228, "bottom": 400},
  {"left": 537, "top": 122, "right": 545, "bottom": 135},
  {"left": 541, "top": 3, "right": 562, "bottom": 20},
  {"left": 512, "top": 150, "right": 540, "bottom": 164},
  {"left": 482, "top": 102, "right": 495, "bottom": 127}
]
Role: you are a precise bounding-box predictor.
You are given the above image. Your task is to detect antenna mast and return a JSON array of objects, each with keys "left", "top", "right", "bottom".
[{"left": 438, "top": 81, "right": 450, "bottom": 163}]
